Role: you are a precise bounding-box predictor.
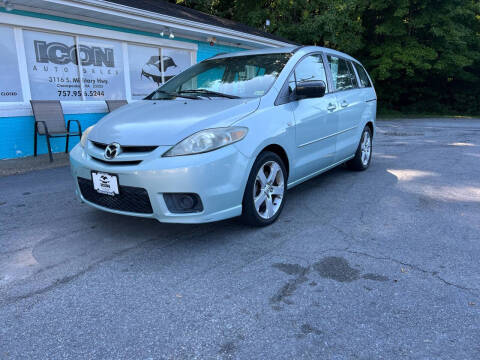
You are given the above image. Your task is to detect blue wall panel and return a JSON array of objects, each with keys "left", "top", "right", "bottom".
[
  {"left": 196, "top": 42, "right": 245, "bottom": 61},
  {"left": 0, "top": 113, "right": 106, "bottom": 159}
]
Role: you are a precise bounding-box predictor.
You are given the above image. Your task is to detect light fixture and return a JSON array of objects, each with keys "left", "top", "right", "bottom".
[
  {"left": 169, "top": 29, "right": 174, "bottom": 39},
  {"left": 159, "top": 30, "right": 164, "bottom": 37},
  {"left": 2, "top": 0, "right": 14, "bottom": 11},
  {"left": 264, "top": 19, "right": 270, "bottom": 31},
  {"left": 207, "top": 36, "right": 217, "bottom": 46}
]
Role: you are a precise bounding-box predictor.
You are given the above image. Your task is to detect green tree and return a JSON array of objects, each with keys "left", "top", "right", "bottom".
[
  {"left": 169, "top": 0, "right": 480, "bottom": 114},
  {"left": 361, "top": 0, "right": 480, "bottom": 114}
]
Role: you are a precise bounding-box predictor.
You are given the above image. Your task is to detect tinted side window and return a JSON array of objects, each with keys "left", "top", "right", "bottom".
[
  {"left": 294, "top": 54, "right": 328, "bottom": 89},
  {"left": 353, "top": 62, "right": 372, "bottom": 87},
  {"left": 347, "top": 61, "right": 359, "bottom": 88},
  {"left": 327, "top": 55, "right": 357, "bottom": 91}
]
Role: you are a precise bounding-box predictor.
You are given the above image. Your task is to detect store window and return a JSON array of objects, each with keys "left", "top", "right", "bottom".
[
  {"left": 128, "top": 44, "right": 162, "bottom": 100},
  {"left": 0, "top": 26, "right": 23, "bottom": 102},
  {"left": 23, "top": 30, "right": 81, "bottom": 100},
  {"left": 162, "top": 48, "right": 192, "bottom": 82},
  {"left": 78, "top": 37, "right": 125, "bottom": 101},
  {"left": 128, "top": 45, "right": 193, "bottom": 99},
  {"left": 3, "top": 26, "right": 196, "bottom": 104}
]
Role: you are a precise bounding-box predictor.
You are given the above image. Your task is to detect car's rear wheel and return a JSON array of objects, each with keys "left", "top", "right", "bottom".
[
  {"left": 347, "top": 126, "right": 372, "bottom": 171},
  {"left": 241, "top": 151, "right": 287, "bottom": 226}
]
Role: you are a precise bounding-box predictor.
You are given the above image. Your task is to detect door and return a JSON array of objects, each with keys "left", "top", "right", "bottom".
[
  {"left": 290, "top": 54, "right": 339, "bottom": 180},
  {"left": 326, "top": 55, "right": 365, "bottom": 162}
]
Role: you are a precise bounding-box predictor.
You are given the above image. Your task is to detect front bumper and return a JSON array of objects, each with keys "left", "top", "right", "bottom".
[{"left": 69, "top": 143, "right": 250, "bottom": 223}]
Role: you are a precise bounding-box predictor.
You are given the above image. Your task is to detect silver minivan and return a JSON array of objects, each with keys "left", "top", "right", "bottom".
[{"left": 70, "top": 46, "right": 376, "bottom": 226}]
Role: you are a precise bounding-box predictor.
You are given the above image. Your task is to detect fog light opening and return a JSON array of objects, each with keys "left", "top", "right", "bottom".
[
  {"left": 179, "top": 195, "right": 195, "bottom": 209},
  {"left": 163, "top": 193, "right": 203, "bottom": 213}
]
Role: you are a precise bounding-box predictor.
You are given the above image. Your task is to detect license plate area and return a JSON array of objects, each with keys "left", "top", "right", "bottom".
[{"left": 91, "top": 171, "right": 119, "bottom": 196}]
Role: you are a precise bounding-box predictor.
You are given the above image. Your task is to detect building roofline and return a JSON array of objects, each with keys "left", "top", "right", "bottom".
[
  {"left": 34, "top": 0, "right": 297, "bottom": 48},
  {"left": 105, "top": 0, "right": 297, "bottom": 46}
]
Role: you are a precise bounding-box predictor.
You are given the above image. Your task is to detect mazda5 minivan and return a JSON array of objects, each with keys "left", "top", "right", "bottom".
[{"left": 70, "top": 46, "right": 376, "bottom": 226}]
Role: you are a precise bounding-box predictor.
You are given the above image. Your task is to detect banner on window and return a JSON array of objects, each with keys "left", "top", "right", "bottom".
[
  {"left": 23, "top": 30, "right": 82, "bottom": 100},
  {"left": 162, "top": 48, "right": 192, "bottom": 81},
  {"left": 128, "top": 44, "right": 162, "bottom": 100},
  {"left": 128, "top": 45, "right": 193, "bottom": 99},
  {"left": 79, "top": 37, "right": 125, "bottom": 101},
  {"left": 23, "top": 31, "right": 125, "bottom": 100},
  {"left": 0, "top": 26, "right": 23, "bottom": 102}
]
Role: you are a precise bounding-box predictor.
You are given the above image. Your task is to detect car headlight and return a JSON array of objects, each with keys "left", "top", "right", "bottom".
[
  {"left": 80, "top": 126, "right": 95, "bottom": 148},
  {"left": 163, "top": 127, "right": 248, "bottom": 157}
]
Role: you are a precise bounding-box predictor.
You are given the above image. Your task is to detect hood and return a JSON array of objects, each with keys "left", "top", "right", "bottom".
[{"left": 89, "top": 98, "right": 260, "bottom": 146}]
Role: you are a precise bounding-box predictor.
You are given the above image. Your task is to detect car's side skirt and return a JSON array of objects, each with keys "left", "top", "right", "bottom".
[{"left": 287, "top": 155, "right": 355, "bottom": 189}]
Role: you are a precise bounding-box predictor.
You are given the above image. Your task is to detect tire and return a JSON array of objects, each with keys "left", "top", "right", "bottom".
[
  {"left": 241, "top": 151, "right": 287, "bottom": 226},
  {"left": 347, "top": 126, "right": 372, "bottom": 171}
]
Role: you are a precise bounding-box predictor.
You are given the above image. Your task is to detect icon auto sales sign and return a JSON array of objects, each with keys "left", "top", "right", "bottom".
[
  {"left": 33, "top": 40, "right": 115, "bottom": 67},
  {"left": 24, "top": 30, "right": 125, "bottom": 100}
]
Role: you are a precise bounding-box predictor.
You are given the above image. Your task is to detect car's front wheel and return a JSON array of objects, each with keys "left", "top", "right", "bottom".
[
  {"left": 347, "top": 126, "right": 372, "bottom": 171},
  {"left": 241, "top": 151, "right": 287, "bottom": 226}
]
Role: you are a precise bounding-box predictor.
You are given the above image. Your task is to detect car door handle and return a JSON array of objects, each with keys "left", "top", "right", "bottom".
[
  {"left": 327, "top": 103, "right": 337, "bottom": 111},
  {"left": 341, "top": 100, "right": 349, "bottom": 108}
]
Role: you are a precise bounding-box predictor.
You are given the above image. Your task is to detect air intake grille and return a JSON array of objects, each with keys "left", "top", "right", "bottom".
[
  {"left": 90, "top": 156, "right": 142, "bottom": 166},
  {"left": 78, "top": 177, "right": 153, "bottom": 214},
  {"left": 91, "top": 141, "right": 157, "bottom": 153}
]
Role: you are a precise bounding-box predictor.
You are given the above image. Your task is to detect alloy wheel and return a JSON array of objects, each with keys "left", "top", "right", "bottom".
[
  {"left": 361, "top": 131, "right": 372, "bottom": 166},
  {"left": 253, "top": 161, "right": 285, "bottom": 219}
]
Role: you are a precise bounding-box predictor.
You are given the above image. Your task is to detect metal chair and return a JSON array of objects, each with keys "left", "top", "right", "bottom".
[
  {"left": 30, "top": 100, "right": 82, "bottom": 162},
  {"left": 106, "top": 100, "right": 128, "bottom": 112}
]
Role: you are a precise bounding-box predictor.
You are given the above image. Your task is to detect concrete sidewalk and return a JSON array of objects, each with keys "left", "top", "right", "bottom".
[{"left": 0, "top": 153, "right": 70, "bottom": 177}]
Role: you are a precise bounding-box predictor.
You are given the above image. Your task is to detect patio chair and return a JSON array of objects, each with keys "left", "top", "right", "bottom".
[
  {"left": 106, "top": 100, "right": 128, "bottom": 112},
  {"left": 30, "top": 100, "right": 82, "bottom": 162}
]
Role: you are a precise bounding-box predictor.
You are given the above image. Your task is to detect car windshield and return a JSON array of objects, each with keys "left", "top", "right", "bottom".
[{"left": 146, "top": 53, "right": 292, "bottom": 100}]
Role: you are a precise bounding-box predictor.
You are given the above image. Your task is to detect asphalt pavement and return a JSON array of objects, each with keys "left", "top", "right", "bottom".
[{"left": 1, "top": 118, "right": 479, "bottom": 359}]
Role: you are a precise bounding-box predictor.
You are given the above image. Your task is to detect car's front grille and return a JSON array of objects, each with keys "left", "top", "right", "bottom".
[
  {"left": 78, "top": 177, "right": 153, "bottom": 214},
  {"left": 91, "top": 141, "right": 158, "bottom": 153},
  {"left": 90, "top": 156, "right": 142, "bottom": 166}
]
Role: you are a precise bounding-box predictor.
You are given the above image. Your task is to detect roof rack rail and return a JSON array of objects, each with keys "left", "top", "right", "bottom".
[
  {"left": 291, "top": 45, "right": 307, "bottom": 53},
  {"left": 208, "top": 52, "right": 228, "bottom": 59}
]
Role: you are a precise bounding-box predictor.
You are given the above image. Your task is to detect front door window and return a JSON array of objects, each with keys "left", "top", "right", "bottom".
[{"left": 294, "top": 54, "right": 328, "bottom": 90}]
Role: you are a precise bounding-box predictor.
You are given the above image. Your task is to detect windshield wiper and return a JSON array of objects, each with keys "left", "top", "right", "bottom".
[
  {"left": 149, "top": 89, "right": 199, "bottom": 100},
  {"left": 177, "top": 89, "right": 240, "bottom": 99}
]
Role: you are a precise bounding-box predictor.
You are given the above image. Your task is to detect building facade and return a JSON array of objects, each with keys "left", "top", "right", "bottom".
[{"left": 0, "top": 0, "right": 293, "bottom": 159}]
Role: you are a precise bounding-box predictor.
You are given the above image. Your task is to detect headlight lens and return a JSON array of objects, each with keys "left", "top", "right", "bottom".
[
  {"left": 163, "top": 127, "right": 248, "bottom": 157},
  {"left": 80, "top": 126, "right": 95, "bottom": 148}
]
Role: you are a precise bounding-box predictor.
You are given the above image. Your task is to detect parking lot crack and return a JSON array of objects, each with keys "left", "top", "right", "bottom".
[
  {"left": 344, "top": 249, "right": 480, "bottom": 296},
  {"left": 0, "top": 246, "right": 29, "bottom": 257},
  {"left": 0, "top": 232, "right": 191, "bottom": 308}
]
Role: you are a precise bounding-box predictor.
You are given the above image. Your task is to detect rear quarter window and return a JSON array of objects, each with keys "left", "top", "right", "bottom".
[{"left": 353, "top": 62, "right": 372, "bottom": 88}]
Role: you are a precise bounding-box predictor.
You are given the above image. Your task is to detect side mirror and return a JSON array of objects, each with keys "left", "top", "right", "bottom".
[{"left": 295, "top": 80, "right": 326, "bottom": 99}]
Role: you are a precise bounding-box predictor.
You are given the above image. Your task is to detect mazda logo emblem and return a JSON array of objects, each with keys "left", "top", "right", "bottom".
[{"left": 104, "top": 143, "right": 121, "bottom": 159}]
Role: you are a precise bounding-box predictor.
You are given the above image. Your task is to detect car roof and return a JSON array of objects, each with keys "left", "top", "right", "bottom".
[{"left": 211, "top": 46, "right": 358, "bottom": 63}]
